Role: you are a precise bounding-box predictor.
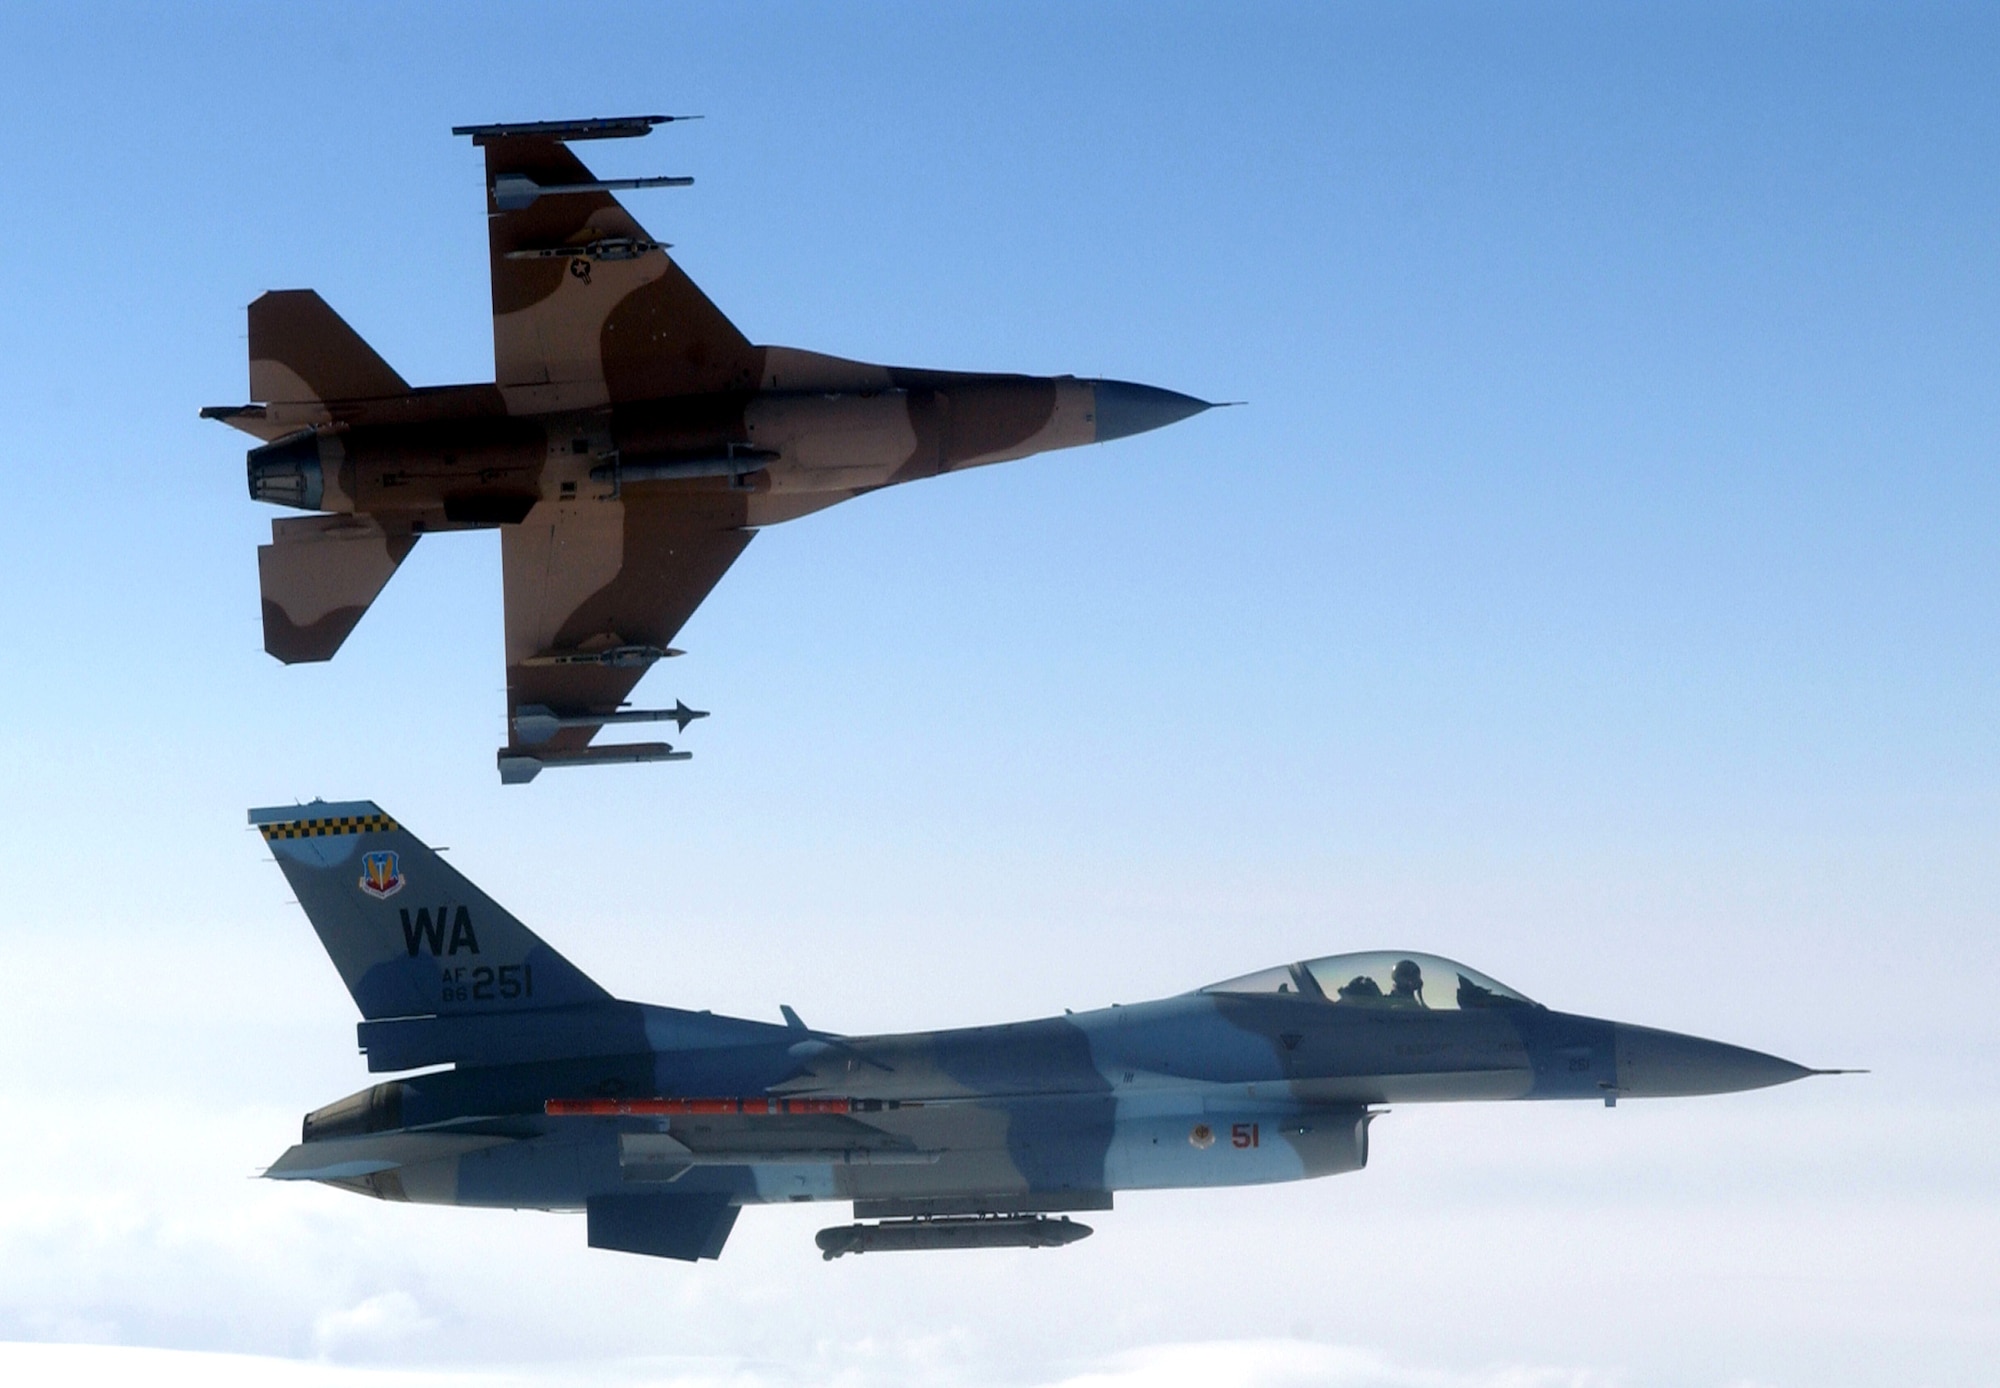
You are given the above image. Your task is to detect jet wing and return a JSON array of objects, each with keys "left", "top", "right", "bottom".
[
  {"left": 470, "top": 123, "right": 761, "bottom": 403},
  {"left": 500, "top": 488, "right": 753, "bottom": 775}
]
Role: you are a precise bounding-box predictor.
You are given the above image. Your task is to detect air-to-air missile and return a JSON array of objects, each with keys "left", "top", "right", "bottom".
[
  {"left": 510, "top": 700, "right": 707, "bottom": 742},
  {"left": 205, "top": 116, "right": 1222, "bottom": 782},
  {"left": 253, "top": 801, "right": 1852, "bottom": 1263}
]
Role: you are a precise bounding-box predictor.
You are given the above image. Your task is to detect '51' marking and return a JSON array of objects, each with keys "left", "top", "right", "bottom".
[{"left": 1231, "top": 1122, "right": 1260, "bottom": 1149}]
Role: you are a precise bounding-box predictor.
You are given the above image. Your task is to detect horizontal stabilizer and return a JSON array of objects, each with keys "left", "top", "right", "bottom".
[
  {"left": 587, "top": 1192, "right": 739, "bottom": 1262},
  {"left": 200, "top": 403, "right": 294, "bottom": 442},
  {"left": 264, "top": 1132, "right": 512, "bottom": 1181},
  {"left": 258, "top": 515, "right": 416, "bottom": 664}
]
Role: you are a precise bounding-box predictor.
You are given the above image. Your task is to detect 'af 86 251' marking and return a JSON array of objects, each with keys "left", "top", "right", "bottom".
[{"left": 441, "top": 963, "right": 533, "bottom": 1004}]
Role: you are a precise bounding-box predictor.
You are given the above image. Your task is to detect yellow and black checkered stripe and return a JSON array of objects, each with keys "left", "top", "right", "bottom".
[{"left": 258, "top": 813, "right": 399, "bottom": 841}]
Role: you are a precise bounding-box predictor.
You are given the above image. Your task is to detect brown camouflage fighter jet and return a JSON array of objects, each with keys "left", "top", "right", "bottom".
[{"left": 205, "top": 117, "right": 1218, "bottom": 782}]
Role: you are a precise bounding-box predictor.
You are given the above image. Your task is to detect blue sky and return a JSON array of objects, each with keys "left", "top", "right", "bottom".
[{"left": 0, "top": 5, "right": 1995, "bottom": 1386}]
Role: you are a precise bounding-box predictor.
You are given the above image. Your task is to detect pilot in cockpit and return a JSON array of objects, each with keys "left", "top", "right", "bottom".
[
  {"left": 1384, "top": 958, "right": 1428, "bottom": 1008},
  {"left": 1333, "top": 957, "right": 1431, "bottom": 1008}
]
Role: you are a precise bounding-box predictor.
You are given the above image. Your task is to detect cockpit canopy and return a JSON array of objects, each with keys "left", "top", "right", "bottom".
[{"left": 1199, "top": 951, "right": 1540, "bottom": 1011}]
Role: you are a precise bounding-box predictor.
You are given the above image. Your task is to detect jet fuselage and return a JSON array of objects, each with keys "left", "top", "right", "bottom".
[
  {"left": 243, "top": 364, "right": 1198, "bottom": 533},
  {"left": 280, "top": 972, "right": 1812, "bottom": 1218},
  {"left": 254, "top": 799, "right": 1828, "bottom": 1262}
]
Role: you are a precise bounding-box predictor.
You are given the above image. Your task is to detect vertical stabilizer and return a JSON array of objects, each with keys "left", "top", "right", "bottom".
[
  {"left": 250, "top": 800, "right": 610, "bottom": 1020},
  {"left": 249, "top": 290, "right": 411, "bottom": 405},
  {"left": 252, "top": 290, "right": 412, "bottom": 406}
]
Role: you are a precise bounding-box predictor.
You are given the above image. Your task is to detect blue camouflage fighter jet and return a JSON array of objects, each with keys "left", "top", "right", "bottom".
[{"left": 256, "top": 801, "right": 1841, "bottom": 1261}]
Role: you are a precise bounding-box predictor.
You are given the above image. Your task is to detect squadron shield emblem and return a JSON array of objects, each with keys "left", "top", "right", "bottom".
[{"left": 358, "top": 850, "right": 404, "bottom": 900}]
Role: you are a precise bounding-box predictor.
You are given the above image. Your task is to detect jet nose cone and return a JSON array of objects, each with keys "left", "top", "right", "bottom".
[
  {"left": 1614, "top": 1024, "right": 1814, "bottom": 1098},
  {"left": 1089, "top": 380, "right": 1216, "bottom": 443}
]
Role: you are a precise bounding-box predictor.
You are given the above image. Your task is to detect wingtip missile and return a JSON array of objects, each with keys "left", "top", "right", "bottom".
[{"left": 453, "top": 115, "right": 701, "bottom": 144}]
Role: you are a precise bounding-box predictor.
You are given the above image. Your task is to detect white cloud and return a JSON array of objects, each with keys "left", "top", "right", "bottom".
[
  {"left": 1044, "top": 1340, "right": 1614, "bottom": 1388},
  {"left": 1, "top": 1072, "right": 1996, "bottom": 1384},
  {"left": 0, "top": 1340, "right": 1610, "bottom": 1388},
  {"left": 314, "top": 1293, "right": 437, "bottom": 1360}
]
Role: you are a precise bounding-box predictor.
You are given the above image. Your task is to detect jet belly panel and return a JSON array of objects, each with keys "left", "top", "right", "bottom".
[
  {"left": 450, "top": 1130, "right": 599, "bottom": 1210},
  {"left": 826, "top": 1095, "right": 1108, "bottom": 1207},
  {"left": 748, "top": 392, "right": 922, "bottom": 493},
  {"left": 1103, "top": 1107, "right": 1369, "bottom": 1190},
  {"left": 936, "top": 376, "right": 1095, "bottom": 472}
]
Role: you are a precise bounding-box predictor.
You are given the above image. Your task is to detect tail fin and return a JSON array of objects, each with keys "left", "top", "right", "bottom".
[
  {"left": 251, "top": 800, "right": 610, "bottom": 1020},
  {"left": 249, "top": 290, "right": 410, "bottom": 405}
]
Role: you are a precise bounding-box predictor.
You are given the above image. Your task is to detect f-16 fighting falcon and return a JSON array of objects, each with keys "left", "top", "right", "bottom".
[
  {"left": 204, "top": 117, "right": 1220, "bottom": 782},
  {"left": 255, "top": 801, "right": 1845, "bottom": 1262}
]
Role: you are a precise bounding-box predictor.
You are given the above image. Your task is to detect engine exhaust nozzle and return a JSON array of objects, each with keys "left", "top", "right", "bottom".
[{"left": 247, "top": 433, "right": 324, "bottom": 510}]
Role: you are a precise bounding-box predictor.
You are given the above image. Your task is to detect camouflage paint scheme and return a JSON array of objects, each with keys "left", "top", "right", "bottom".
[
  {"left": 206, "top": 118, "right": 1217, "bottom": 782},
  {"left": 255, "top": 802, "right": 1827, "bottom": 1263}
]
